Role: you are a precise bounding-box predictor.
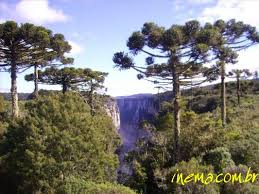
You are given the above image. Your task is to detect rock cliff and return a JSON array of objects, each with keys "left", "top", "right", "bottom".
[
  {"left": 116, "top": 94, "right": 158, "bottom": 173},
  {"left": 116, "top": 94, "right": 158, "bottom": 152},
  {"left": 104, "top": 98, "right": 120, "bottom": 131}
]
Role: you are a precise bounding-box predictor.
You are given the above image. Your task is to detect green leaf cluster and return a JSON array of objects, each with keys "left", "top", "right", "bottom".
[
  {"left": 56, "top": 176, "right": 137, "bottom": 194},
  {"left": 0, "top": 93, "right": 120, "bottom": 193}
]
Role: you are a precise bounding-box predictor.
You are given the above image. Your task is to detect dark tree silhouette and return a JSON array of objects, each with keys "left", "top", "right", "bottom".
[
  {"left": 113, "top": 20, "right": 221, "bottom": 163},
  {"left": 25, "top": 67, "right": 108, "bottom": 115},
  {"left": 0, "top": 21, "right": 72, "bottom": 117},
  {"left": 228, "top": 69, "right": 252, "bottom": 104},
  {"left": 212, "top": 19, "right": 259, "bottom": 126}
]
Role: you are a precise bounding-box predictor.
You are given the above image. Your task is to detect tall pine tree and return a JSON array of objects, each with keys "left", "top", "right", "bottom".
[
  {"left": 228, "top": 69, "right": 252, "bottom": 105},
  {"left": 113, "top": 20, "right": 220, "bottom": 163},
  {"left": 0, "top": 21, "right": 72, "bottom": 117},
  {"left": 212, "top": 19, "right": 259, "bottom": 126},
  {"left": 25, "top": 67, "right": 108, "bottom": 115}
]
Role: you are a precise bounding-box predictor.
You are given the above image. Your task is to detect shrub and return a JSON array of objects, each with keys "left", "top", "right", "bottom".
[
  {"left": 202, "top": 147, "right": 235, "bottom": 173},
  {"left": 166, "top": 158, "right": 220, "bottom": 194},
  {"left": 56, "top": 177, "right": 137, "bottom": 194},
  {"left": 221, "top": 165, "right": 259, "bottom": 194},
  {"left": 0, "top": 93, "right": 120, "bottom": 193}
]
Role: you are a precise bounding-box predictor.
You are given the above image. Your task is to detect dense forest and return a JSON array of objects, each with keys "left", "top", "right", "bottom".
[{"left": 0, "top": 18, "right": 259, "bottom": 194}]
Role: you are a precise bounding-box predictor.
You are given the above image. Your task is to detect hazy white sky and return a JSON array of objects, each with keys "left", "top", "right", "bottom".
[{"left": 0, "top": 0, "right": 259, "bottom": 96}]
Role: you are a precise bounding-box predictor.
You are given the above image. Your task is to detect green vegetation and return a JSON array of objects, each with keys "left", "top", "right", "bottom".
[
  {"left": 120, "top": 89, "right": 259, "bottom": 194},
  {"left": 0, "top": 96, "right": 9, "bottom": 135},
  {"left": 0, "top": 21, "right": 72, "bottom": 117},
  {"left": 227, "top": 69, "right": 252, "bottom": 104},
  {"left": 56, "top": 177, "right": 137, "bottom": 194},
  {"left": 25, "top": 67, "right": 108, "bottom": 115},
  {"left": 113, "top": 18, "right": 259, "bottom": 163},
  {"left": 0, "top": 18, "right": 259, "bottom": 194},
  {"left": 0, "top": 93, "right": 133, "bottom": 193}
]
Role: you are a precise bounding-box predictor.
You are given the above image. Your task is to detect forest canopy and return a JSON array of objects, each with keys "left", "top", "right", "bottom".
[{"left": 0, "top": 16, "right": 258, "bottom": 194}]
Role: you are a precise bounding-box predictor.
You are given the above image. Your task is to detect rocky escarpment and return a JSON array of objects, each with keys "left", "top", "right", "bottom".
[
  {"left": 116, "top": 94, "right": 158, "bottom": 173},
  {"left": 116, "top": 94, "right": 158, "bottom": 152},
  {"left": 104, "top": 98, "right": 120, "bottom": 131}
]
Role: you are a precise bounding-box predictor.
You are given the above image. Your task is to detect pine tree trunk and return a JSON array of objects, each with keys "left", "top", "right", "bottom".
[
  {"left": 33, "top": 64, "right": 39, "bottom": 98},
  {"left": 172, "top": 65, "right": 181, "bottom": 164},
  {"left": 89, "top": 81, "right": 94, "bottom": 116},
  {"left": 237, "top": 76, "right": 240, "bottom": 105},
  {"left": 89, "top": 92, "right": 94, "bottom": 116},
  {"left": 11, "top": 62, "right": 19, "bottom": 118},
  {"left": 62, "top": 82, "right": 68, "bottom": 94},
  {"left": 221, "top": 62, "right": 226, "bottom": 127}
]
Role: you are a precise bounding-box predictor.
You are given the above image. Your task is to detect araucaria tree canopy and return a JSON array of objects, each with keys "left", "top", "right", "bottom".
[
  {"left": 113, "top": 19, "right": 259, "bottom": 163},
  {"left": 25, "top": 67, "right": 108, "bottom": 115},
  {"left": 0, "top": 21, "right": 72, "bottom": 118}
]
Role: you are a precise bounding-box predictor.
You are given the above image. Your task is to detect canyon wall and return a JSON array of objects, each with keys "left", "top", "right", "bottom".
[{"left": 116, "top": 94, "right": 158, "bottom": 173}]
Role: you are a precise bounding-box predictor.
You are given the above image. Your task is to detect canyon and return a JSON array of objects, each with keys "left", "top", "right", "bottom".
[{"left": 108, "top": 94, "right": 158, "bottom": 173}]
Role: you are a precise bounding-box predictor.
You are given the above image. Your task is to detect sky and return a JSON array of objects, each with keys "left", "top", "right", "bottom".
[{"left": 0, "top": 0, "right": 259, "bottom": 96}]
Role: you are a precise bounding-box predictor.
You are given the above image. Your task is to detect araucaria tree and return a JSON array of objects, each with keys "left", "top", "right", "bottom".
[
  {"left": 0, "top": 21, "right": 72, "bottom": 118},
  {"left": 113, "top": 20, "right": 222, "bottom": 163},
  {"left": 228, "top": 69, "right": 252, "bottom": 105},
  {"left": 25, "top": 67, "right": 108, "bottom": 115},
  {"left": 28, "top": 33, "right": 73, "bottom": 98},
  {"left": 212, "top": 19, "right": 259, "bottom": 126},
  {"left": 254, "top": 70, "right": 259, "bottom": 80},
  {"left": 25, "top": 67, "right": 84, "bottom": 94},
  {"left": 76, "top": 68, "right": 108, "bottom": 115},
  {"left": 113, "top": 19, "right": 259, "bottom": 162}
]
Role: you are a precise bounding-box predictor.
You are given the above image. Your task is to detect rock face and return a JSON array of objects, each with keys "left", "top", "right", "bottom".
[
  {"left": 104, "top": 94, "right": 158, "bottom": 170},
  {"left": 116, "top": 94, "right": 158, "bottom": 152},
  {"left": 116, "top": 94, "right": 158, "bottom": 173},
  {"left": 104, "top": 98, "right": 120, "bottom": 131}
]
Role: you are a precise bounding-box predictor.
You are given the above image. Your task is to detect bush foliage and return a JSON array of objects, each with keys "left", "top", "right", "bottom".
[{"left": 0, "top": 93, "right": 121, "bottom": 193}]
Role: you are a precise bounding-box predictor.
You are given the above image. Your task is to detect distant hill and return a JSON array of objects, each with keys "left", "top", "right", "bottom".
[
  {"left": 0, "top": 93, "right": 30, "bottom": 101},
  {"left": 1, "top": 79, "right": 259, "bottom": 102},
  {"left": 158, "top": 79, "right": 259, "bottom": 98},
  {"left": 116, "top": 93, "right": 153, "bottom": 99}
]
